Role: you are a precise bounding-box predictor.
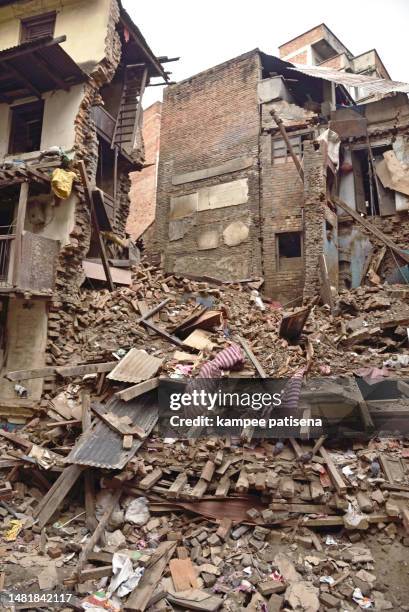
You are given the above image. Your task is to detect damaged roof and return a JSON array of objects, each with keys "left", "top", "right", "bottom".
[
  {"left": 288, "top": 64, "right": 409, "bottom": 97},
  {"left": 0, "top": 35, "right": 87, "bottom": 103},
  {"left": 117, "top": 0, "right": 168, "bottom": 81}
]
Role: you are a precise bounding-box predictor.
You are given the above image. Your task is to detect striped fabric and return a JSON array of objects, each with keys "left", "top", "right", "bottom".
[
  {"left": 183, "top": 343, "right": 244, "bottom": 418},
  {"left": 281, "top": 367, "right": 306, "bottom": 410},
  {"left": 199, "top": 343, "right": 244, "bottom": 378}
]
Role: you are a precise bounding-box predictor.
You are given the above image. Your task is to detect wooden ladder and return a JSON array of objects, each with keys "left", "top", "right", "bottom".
[{"left": 111, "top": 65, "right": 148, "bottom": 155}]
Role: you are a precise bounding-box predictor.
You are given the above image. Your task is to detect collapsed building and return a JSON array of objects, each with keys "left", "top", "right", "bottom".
[
  {"left": 1, "top": 18, "right": 409, "bottom": 610},
  {"left": 153, "top": 24, "right": 409, "bottom": 305},
  {"left": 0, "top": 0, "right": 169, "bottom": 404}
]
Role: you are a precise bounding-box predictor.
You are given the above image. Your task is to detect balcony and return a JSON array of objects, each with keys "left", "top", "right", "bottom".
[
  {"left": 0, "top": 228, "right": 15, "bottom": 288},
  {"left": 0, "top": 179, "right": 60, "bottom": 295}
]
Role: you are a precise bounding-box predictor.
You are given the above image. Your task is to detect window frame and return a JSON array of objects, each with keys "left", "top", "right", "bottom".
[
  {"left": 20, "top": 11, "right": 56, "bottom": 43},
  {"left": 275, "top": 230, "right": 304, "bottom": 271},
  {"left": 8, "top": 100, "right": 45, "bottom": 155}
]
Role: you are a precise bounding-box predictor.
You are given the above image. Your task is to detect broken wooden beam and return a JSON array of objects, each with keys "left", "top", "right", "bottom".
[
  {"left": 33, "top": 464, "right": 85, "bottom": 528},
  {"left": 115, "top": 377, "right": 159, "bottom": 402},
  {"left": 78, "top": 160, "right": 115, "bottom": 291},
  {"left": 125, "top": 541, "right": 177, "bottom": 611},
  {"left": 6, "top": 361, "right": 117, "bottom": 382},
  {"left": 333, "top": 196, "right": 409, "bottom": 263},
  {"left": 76, "top": 488, "right": 122, "bottom": 577},
  {"left": 237, "top": 336, "right": 267, "bottom": 377},
  {"left": 319, "top": 447, "right": 347, "bottom": 494}
]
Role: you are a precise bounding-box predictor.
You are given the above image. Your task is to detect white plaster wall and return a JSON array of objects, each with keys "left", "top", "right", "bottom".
[
  {"left": 0, "top": 298, "right": 48, "bottom": 400},
  {"left": 25, "top": 193, "right": 77, "bottom": 247},
  {"left": 0, "top": 0, "right": 111, "bottom": 68},
  {"left": 55, "top": 0, "right": 111, "bottom": 68},
  {"left": 41, "top": 84, "right": 85, "bottom": 151}
]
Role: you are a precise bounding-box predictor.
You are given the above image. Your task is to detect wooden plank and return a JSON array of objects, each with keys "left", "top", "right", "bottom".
[
  {"left": 215, "top": 475, "right": 230, "bottom": 497},
  {"left": 141, "top": 318, "right": 185, "bottom": 347},
  {"left": 6, "top": 366, "right": 56, "bottom": 382},
  {"left": 91, "top": 403, "right": 146, "bottom": 439},
  {"left": 216, "top": 517, "right": 232, "bottom": 540},
  {"left": 6, "top": 361, "right": 117, "bottom": 382},
  {"left": 56, "top": 361, "right": 117, "bottom": 377},
  {"left": 125, "top": 542, "right": 177, "bottom": 611},
  {"left": 169, "top": 558, "right": 198, "bottom": 591},
  {"left": 76, "top": 488, "right": 122, "bottom": 577},
  {"left": 237, "top": 336, "right": 267, "bottom": 377},
  {"left": 0, "top": 429, "right": 32, "bottom": 450},
  {"left": 139, "top": 468, "right": 163, "bottom": 491},
  {"left": 123, "top": 435, "right": 133, "bottom": 449},
  {"left": 115, "top": 377, "right": 159, "bottom": 402},
  {"left": 269, "top": 502, "right": 335, "bottom": 514},
  {"left": 201, "top": 461, "right": 215, "bottom": 483},
  {"left": 168, "top": 472, "right": 187, "bottom": 498},
  {"left": 333, "top": 196, "right": 409, "bottom": 263},
  {"left": 33, "top": 464, "right": 84, "bottom": 528},
  {"left": 78, "top": 160, "right": 114, "bottom": 291},
  {"left": 319, "top": 447, "right": 347, "bottom": 494}
]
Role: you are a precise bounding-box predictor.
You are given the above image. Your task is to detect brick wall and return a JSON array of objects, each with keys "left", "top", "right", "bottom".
[
  {"left": 279, "top": 25, "right": 326, "bottom": 59},
  {"left": 154, "top": 50, "right": 263, "bottom": 281},
  {"left": 319, "top": 55, "right": 344, "bottom": 69},
  {"left": 287, "top": 50, "right": 308, "bottom": 65},
  {"left": 260, "top": 133, "right": 305, "bottom": 303},
  {"left": 303, "top": 141, "right": 326, "bottom": 300},
  {"left": 127, "top": 101, "right": 162, "bottom": 239}
]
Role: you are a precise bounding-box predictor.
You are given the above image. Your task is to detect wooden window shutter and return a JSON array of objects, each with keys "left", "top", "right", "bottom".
[{"left": 21, "top": 12, "right": 56, "bottom": 43}]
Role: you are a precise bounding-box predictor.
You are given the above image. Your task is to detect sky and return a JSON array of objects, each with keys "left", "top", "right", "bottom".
[{"left": 124, "top": 0, "right": 409, "bottom": 108}]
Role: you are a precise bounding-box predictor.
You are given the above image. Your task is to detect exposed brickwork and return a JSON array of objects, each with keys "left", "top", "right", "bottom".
[
  {"left": 155, "top": 51, "right": 263, "bottom": 280},
  {"left": 287, "top": 50, "right": 308, "bottom": 65},
  {"left": 319, "top": 54, "right": 344, "bottom": 69},
  {"left": 127, "top": 101, "right": 162, "bottom": 239},
  {"left": 303, "top": 141, "right": 326, "bottom": 300},
  {"left": 45, "top": 0, "right": 132, "bottom": 374},
  {"left": 279, "top": 25, "right": 326, "bottom": 58},
  {"left": 260, "top": 133, "right": 305, "bottom": 303}
]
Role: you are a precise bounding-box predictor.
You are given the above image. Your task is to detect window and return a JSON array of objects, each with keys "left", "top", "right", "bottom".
[
  {"left": 8, "top": 101, "right": 44, "bottom": 154},
  {"left": 276, "top": 232, "right": 303, "bottom": 270},
  {"left": 21, "top": 12, "right": 56, "bottom": 43}
]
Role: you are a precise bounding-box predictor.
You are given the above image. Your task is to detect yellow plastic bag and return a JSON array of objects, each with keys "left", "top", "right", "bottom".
[
  {"left": 51, "top": 168, "right": 76, "bottom": 199},
  {"left": 4, "top": 519, "right": 23, "bottom": 542}
]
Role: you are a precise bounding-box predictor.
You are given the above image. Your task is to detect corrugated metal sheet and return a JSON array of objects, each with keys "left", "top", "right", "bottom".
[
  {"left": 107, "top": 349, "right": 163, "bottom": 383},
  {"left": 64, "top": 393, "right": 158, "bottom": 469},
  {"left": 289, "top": 65, "right": 409, "bottom": 96}
]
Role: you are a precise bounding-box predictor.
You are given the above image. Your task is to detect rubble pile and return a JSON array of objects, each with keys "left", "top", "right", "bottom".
[
  {"left": 50, "top": 262, "right": 409, "bottom": 379},
  {"left": 1, "top": 263, "right": 409, "bottom": 610}
]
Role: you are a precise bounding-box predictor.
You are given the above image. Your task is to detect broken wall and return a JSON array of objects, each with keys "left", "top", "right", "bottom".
[
  {"left": 0, "top": 298, "right": 48, "bottom": 400},
  {"left": 303, "top": 141, "right": 327, "bottom": 300},
  {"left": 155, "top": 51, "right": 263, "bottom": 281},
  {"left": 127, "top": 101, "right": 162, "bottom": 240},
  {"left": 260, "top": 133, "right": 305, "bottom": 302}
]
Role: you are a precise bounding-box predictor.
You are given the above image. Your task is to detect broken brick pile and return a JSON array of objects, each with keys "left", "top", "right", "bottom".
[{"left": 1, "top": 262, "right": 409, "bottom": 609}]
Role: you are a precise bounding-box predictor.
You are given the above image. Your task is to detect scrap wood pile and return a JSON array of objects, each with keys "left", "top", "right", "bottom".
[{"left": 1, "top": 263, "right": 409, "bottom": 609}]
